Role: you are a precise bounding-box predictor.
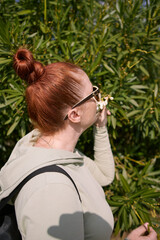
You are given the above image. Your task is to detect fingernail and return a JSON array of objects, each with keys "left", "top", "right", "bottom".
[{"left": 143, "top": 223, "right": 149, "bottom": 231}]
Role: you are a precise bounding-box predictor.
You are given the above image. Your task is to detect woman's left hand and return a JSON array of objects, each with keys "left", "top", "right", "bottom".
[
  {"left": 126, "top": 223, "right": 157, "bottom": 240},
  {"left": 95, "top": 107, "right": 111, "bottom": 127}
]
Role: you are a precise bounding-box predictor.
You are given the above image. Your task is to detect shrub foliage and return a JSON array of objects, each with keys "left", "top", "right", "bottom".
[{"left": 0, "top": 0, "right": 160, "bottom": 236}]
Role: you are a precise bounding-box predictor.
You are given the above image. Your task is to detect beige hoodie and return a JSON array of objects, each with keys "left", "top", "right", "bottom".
[{"left": 0, "top": 126, "right": 115, "bottom": 240}]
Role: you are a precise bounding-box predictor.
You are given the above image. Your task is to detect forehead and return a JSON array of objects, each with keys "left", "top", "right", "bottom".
[
  {"left": 71, "top": 69, "right": 93, "bottom": 96},
  {"left": 79, "top": 72, "right": 93, "bottom": 96}
]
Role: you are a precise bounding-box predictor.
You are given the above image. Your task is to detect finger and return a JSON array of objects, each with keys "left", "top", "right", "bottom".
[
  {"left": 147, "top": 227, "right": 157, "bottom": 239},
  {"left": 132, "top": 224, "right": 148, "bottom": 236},
  {"left": 143, "top": 222, "right": 149, "bottom": 231},
  {"left": 101, "top": 107, "right": 110, "bottom": 115},
  {"left": 99, "top": 107, "right": 107, "bottom": 116},
  {"left": 107, "top": 109, "right": 111, "bottom": 115}
]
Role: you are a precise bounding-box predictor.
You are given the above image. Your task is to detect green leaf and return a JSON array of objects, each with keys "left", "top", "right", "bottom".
[
  {"left": 20, "top": 120, "right": 26, "bottom": 137},
  {"left": 149, "top": 41, "right": 160, "bottom": 46},
  {"left": 154, "top": 84, "right": 158, "bottom": 98},
  {"left": 39, "top": 22, "right": 48, "bottom": 34},
  {"left": 0, "top": 18, "right": 11, "bottom": 45},
  {"left": 111, "top": 196, "right": 125, "bottom": 201},
  {"left": 70, "top": 21, "right": 76, "bottom": 32},
  {"left": 141, "top": 107, "right": 149, "bottom": 122},
  {"left": 35, "top": 35, "right": 44, "bottom": 50},
  {"left": 127, "top": 110, "right": 141, "bottom": 118},
  {"left": 143, "top": 177, "right": 160, "bottom": 185},
  {"left": 116, "top": 1, "right": 120, "bottom": 13},
  {"left": 114, "top": 218, "right": 120, "bottom": 236},
  {"left": 27, "top": 32, "right": 38, "bottom": 38},
  {"left": 103, "top": 62, "right": 115, "bottom": 74},
  {"left": 82, "top": 0, "right": 91, "bottom": 18},
  {"left": 122, "top": 207, "right": 128, "bottom": 230},
  {"left": 59, "top": 41, "right": 67, "bottom": 56},
  {"left": 61, "top": 5, "right": 71, "bottom": 22},
  {"left": 93, "top": 71, "right": 108, "bottom": 77},
  {"left": 130, "top": 85, "right": 148, "bottom": 90},
  {"left": 148, "top": 170, "right": 160, "bottom": 177},
  {"left": 129, "top": 189, "right": 150, "bottom": 199},
  {"left": 7, "top": 116, "right": 20, "bottom": 135},
  {"left": 142, "top": 191, "right": 160, "bottom": 198},
  {"left": 117, "top": 50, "right": 129, "bottom": 61},
  {"left": 0, "top": 58, "right": 12, "bottom": 65},
  {"left": 131, "top": 209, "right": 139, "bottom": 225},
  {"left": 136, "top": 207, "right": 151, "bottom": 224},
  {"left": 90, "top": 52, "right": 103, "bottom": 73},
  {"left": 139, "top": 65, "right": 150, "bottom": 77},
  {"left": 109, "top": 102, "right": 128, "bottom": 119},
  {"left": 119, "top": 174, "right": 130, "bottom": 193},
  {"left": 0, "top": 97, "right": 20, "bottom": 108},
  {"left": 154, "top": 108, "right": 159, "bottom": 121},
  {"left": 17, "top": 10, "right": 33, "bottom": 15},
  {"left": 128, "top": 99, "right": 139, "bottom": 107},
  {"left": 115, "top": 205, "right": 126, "bottom": 235},
  {"left": 111, "top": 115, "right": 117, "bottom": 129},
  {"left": 139, "top": 161, "right": 151, "bottom": 178},
  {"left": 152, "top": 53, "right": 160, "bottom": 60},
  {"left": 107, "top": 200, "right": 123, "bottom": 206}
]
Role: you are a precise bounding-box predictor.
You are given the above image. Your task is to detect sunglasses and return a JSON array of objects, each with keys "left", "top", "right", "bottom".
[{"left": 64, "top": 86, "right": 101, "bottom": 120}]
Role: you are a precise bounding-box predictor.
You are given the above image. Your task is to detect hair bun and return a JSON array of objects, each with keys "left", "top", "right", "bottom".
[{"left": 13, "top": 48, "right": 44, "bottom": 84}]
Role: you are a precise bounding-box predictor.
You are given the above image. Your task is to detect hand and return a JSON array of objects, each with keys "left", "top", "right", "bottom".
[
  {"left": 126, "top": 223, "right": 157, "bottom": 240},
  {"left": 95, "top": 107, "right": 111, "bottom": 127}
]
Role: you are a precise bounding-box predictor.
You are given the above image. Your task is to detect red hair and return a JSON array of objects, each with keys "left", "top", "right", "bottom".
[{"left": 13, "top": 48, "right": 83, "bottom": 134}]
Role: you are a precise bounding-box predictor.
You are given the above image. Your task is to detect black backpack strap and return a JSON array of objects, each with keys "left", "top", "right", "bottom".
[{"left": 0, "top": 164, "right": 81, "bottom": 210}]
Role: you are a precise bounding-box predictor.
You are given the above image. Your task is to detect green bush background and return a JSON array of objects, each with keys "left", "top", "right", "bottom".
[{"left": 0, "top": 0, "right": 160, "bottom": 237}]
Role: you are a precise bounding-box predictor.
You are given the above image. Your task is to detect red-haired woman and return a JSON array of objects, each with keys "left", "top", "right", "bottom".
[{"left": 0, "top": 49, "right": 157, "bottom": 240}]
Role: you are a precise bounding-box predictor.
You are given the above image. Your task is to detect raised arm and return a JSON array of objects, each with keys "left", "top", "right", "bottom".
[{"left": 83, "top": 108, "right": 115, "bottom": 186}]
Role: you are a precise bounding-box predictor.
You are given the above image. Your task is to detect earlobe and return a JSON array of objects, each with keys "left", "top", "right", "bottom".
[{"left": 67, "top": 109, "right": 81, "bottom": 123}]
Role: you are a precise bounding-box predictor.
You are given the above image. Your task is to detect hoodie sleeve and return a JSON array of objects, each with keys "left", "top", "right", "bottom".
[
  {"left": 83, "top": 126, "right": 115, "bottom": 186},
  {"left": 15, "top": 173, "right": 84, "bottom": 240}
]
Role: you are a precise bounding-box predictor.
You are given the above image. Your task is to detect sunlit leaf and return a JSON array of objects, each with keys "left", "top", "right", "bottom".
[
  {"left": 0, "top": 58, "right": 12, "bottom": 65},
  {"left": 139, "top": 65, "right": 150, "bottom": 77},
  {"left": 127, "top": 110, "right": 141, "bottom": 118},
  {"left": 7, "top": 116, "right": 20, "bottom": 135},
  {"left": 17, "top": 10, "right": 33, "bottom": 15}
]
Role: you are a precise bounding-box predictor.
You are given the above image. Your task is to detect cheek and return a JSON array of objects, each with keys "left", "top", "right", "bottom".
[
  {"left": 82, "top": 98, "right": 97, "bottom": 120},
  {"left": 91, "top": 100, "right": 97, "bottom": 114},
  {"left": 85, "top": 101, "right": 96, "bottom": 114}
]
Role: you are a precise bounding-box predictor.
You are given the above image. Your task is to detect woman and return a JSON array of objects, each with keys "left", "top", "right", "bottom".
[{"left": 0, "top": 48, "right": 157, "bottom": 240}]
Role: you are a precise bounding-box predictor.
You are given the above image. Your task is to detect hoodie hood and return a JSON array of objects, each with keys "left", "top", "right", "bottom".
[{"left": 0, "top": 129, "right": 84, "bottom": 200}]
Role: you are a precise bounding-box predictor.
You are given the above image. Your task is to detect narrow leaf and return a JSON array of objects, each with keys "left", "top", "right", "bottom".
[
  {"left": 119, "top": 174, "right": 130, "bottom": 193},
  {"left": 17, "top": 10, "right": 33, "bottom": 15},
  {"left": 7, "top": 117, "right": 20, "bottom": 135},
  {"left": 139, "top": 65, "right": 150, "bottom": 77},
  {"left": 154, "top": 84, "right": 158, "bottom": 98},
  {"left": 127, "top": 110, "right": 141, "bottom": 118}
]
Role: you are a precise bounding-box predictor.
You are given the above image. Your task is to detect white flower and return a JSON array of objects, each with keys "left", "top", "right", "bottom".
[
  {"left": 97, "top": 101, "right": 104, "bottom": 111},
  {"left": 96, "top": 95, "right": 114, "bottom": 112}
]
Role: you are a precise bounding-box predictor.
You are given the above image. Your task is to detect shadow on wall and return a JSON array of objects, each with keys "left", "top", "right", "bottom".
[{"left": 48, "top": 211, "right": 112, "bottom": 240}]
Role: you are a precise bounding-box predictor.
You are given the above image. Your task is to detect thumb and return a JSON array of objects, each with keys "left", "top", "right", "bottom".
[
  {"left": 127, "top": 223, "right": 149, "bottom": 239},
  {"left": 135, "top": 223, "right": 149, "bottom": 235}
]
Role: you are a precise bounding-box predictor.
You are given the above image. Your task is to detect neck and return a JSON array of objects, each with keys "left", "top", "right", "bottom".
[{"left": 36, "top": 123, "right": 83, "bottom": 152}]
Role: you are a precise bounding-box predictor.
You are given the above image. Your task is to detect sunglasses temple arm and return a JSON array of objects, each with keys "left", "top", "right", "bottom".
[{"left": 71, "top": 93, "right": 95, "bottom": 109}]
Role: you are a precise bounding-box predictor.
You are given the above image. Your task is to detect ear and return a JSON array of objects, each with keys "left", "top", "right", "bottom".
[{"left": 67, "top": 108, "right": 81, "bottom": 123}]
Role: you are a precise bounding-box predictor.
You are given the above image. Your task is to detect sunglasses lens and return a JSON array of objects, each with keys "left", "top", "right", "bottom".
[
  {"left": 94, "top": 93, "right": 100, "bottom": 101},
  {"left": 93, "top": 87, "right": 100, "bottom": 101}
]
